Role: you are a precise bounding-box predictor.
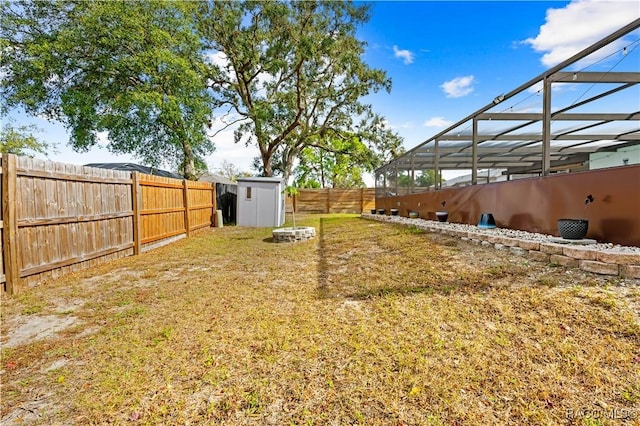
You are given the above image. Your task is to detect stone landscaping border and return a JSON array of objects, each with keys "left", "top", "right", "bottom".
[{"left": 362, "top": 214, "right": 640, "bottom": 279}]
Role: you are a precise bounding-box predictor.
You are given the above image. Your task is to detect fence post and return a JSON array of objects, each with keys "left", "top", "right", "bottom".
[
  {"left": 2, "top": 154, "right": 20, "bottom": 294},
  {"left": 183, "top": 180, "right": 191, "bottom": 236},
  {"left": 326, "top": 188, "right": 331, "bottom": 214},
  {"left": 211, "top": 183, "right": 217, "bottom": 227},
  {"left": 360, "top": 188, "right": 364, "bottom": 213},
  {"left": 131, "top": 172, "right": 141, "bottom": 255}
]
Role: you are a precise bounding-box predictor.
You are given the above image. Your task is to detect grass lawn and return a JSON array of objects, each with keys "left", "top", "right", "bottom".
[{"left": 1, "top": 214, "right": 639, "bottom": 425}]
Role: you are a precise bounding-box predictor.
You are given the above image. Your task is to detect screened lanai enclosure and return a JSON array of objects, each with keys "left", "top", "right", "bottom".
[{"left": 375, "top": 19, "right": 640, "bottom": 247}]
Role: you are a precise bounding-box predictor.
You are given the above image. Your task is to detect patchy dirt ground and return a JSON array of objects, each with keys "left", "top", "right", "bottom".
[{"left": 1, "top": 214, "right": 639, "bottom": 425}]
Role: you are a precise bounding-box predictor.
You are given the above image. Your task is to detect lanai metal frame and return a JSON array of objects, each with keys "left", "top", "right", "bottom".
[{"left": 376, "top": 19, "right": 640, "bottom": 194}]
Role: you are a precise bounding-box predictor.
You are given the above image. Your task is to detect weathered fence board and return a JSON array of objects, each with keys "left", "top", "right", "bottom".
[
  {"left": 293, "top": 188, "right": 375, "bottom": 214},
  {"left": 1, "top": 154, "right": 217, "bottom": 295},
  {"left": 187, "top": 181, "right": 217, "bottom": 231},
  {"left": 13, "top": 156, "right": 135, "bottom": 289},
  {"left": 295, "top": 190, "right": 327, "bottom": 213},
  {"left": 2, "top": 155, "right": 17, "bottom": 293},
  {"left": 139, "top": 174, "right": 187, "bottom": 249}
]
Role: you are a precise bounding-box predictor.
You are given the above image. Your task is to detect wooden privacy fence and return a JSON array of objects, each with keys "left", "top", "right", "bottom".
[
  {"left": 1, "top": 154, "right": 216, "bottom": 295},
  {"left": 291, "top": 188, "right": 375, "bottom": 214}
]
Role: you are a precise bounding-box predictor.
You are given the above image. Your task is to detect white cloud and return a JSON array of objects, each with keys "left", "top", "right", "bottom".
[
  {"left": 206, "top": 51, "right": 228, "bottom": 68},
  {"left": 524, "top": 0, "right": 640, "bottom": 67},
  {"left": 423, "top": 117, "right": 454, "bottom": 128},
  {"left": 205, "top": 126, "right": 258, "bottom": 174},
  {"left": 526, "top": 80, "right": 577, "bottom": 95},
  {"left": 393, "top": 45, "right": 414, "bottom": 64},
  {"left": 440, "top": 75, "right": 475, "bottom": 98},
  {"left": 380, "top": 119, "right": 413, "bottom": 131}
]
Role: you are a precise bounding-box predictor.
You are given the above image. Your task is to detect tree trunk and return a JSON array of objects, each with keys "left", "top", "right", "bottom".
[
  {"left": 182, "top": 141, "right": 196, "bottom": 180},
  {"left": 261, "top": 151, "right": 273, "bottom": 177},
  {"left": 320, "top": 149, "right": 325, "bottom": 188},
  {"left": 281, "top": 146, "right": 301, "bottom": 184},
  {"left": 282, "top": 158, "right": 294, "bottom": 184}
]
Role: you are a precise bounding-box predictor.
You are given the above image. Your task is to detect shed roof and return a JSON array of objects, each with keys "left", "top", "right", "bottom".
[
  {"left": 198, "top": 172, "right": 237, "bottom": 185},
  {"left": 236, "top": 177, "right": 284, "bottom": 184}
]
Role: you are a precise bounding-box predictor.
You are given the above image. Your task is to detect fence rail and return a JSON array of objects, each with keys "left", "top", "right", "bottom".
[{"left": 1, "top": 154, "right": 216, "bottom": 295}]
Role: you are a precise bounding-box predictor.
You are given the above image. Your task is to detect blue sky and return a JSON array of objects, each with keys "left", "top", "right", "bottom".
[
  {"left": 5, "top": 0, "right": 640, "bottom": 179},
  {"left": 359, "top": 0, "right": 639, "bottom": 155}
]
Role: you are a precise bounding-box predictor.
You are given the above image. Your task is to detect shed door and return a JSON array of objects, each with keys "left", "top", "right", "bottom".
[{"left": 256, "top": 185, "right": 277, "bottom": 227}]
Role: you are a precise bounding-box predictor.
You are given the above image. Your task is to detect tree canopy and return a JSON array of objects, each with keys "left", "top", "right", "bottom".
[
  {"left": 2, "top": 1, "right": 402, "bottom": 183},
  {"left": 397, "top": 170, "right": 442, "bottom": 189},
  {"left": 294, "top": 128, "right": 402, "bottom": 188},
  {"left": 202, "top": 1, "right": 403, "bottom": 182},
  {"left": 213, "top": 159, "right": 251, "bottom": 182},
  {"left": 1, "top": 0, "right": 214, "bottom": 179},
  {"left": 0, "top": 119, "right": 53, "bottom": 157}
]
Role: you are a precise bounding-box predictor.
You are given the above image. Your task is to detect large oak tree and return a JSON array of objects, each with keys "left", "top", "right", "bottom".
[
  {"left": 2, "top": 1, "right": 402, "bottom": 181},
  {"left": 1, "top": 0, "right": 213, "bottom": 179},
  {"left": 202, "top": 1, "right": 402, "bottom": 181}
]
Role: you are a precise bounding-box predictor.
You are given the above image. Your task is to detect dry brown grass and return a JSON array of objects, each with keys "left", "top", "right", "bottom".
[{"left": 1, "top": 214, "right": 639, "bottom": 425}]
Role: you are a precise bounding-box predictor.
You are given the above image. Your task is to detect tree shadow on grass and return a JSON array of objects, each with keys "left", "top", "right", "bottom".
[{"left": 316, "top": 217, "right": 331, "bottom": 299}]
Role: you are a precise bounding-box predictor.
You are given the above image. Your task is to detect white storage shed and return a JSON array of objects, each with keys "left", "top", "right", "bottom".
[{"left": 236, "top": 177, "right": 285, "bottom": 227}]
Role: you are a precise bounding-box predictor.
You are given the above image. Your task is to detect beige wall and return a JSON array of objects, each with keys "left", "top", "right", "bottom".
[{"left": 376, "top": 165, "right": 640, "bottom": 247}]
